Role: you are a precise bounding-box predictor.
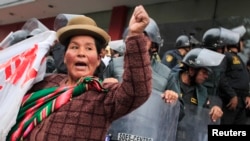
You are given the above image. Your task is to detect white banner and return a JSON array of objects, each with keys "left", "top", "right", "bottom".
[{"left": 0, "top": 31, "right": 56, "bottom": 141}]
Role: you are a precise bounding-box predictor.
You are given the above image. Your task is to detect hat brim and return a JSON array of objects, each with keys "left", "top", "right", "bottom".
[{"left": 57, "top": 24, "right": 110, "bottom": 46}]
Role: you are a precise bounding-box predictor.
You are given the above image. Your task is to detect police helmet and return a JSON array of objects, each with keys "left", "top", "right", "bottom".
[
  {"left": 54, "top": 14, "right": 81, "bottom": 31},
  {"left": 108, "top": 39, "right": 125, "bottom": 56},
  {"left": 144, "top": 18, "right": 163, "bottom": 47},
  {"left": 202, "top": 28, "right": 224, "bottom": 49},
  {"left": 10, "top": 30, "right": 29, "bottom": 46},
  {"left": 26, "top": 28, "right": 43, "bottom": 38},
  {"left": 182, "top": 48, "right": 225, "bottom": 72},
  {"left": 231, "top": 25, "right": 246, "bottom": 39},
  {"left": 175, "top": 35, "right": 191, "bottom": 48},
  {"left": 220, "top": 27, "right": 240, "bottom": 46},
  {"left": 122, "top": 18, "right": 163, "bottom": 48}
]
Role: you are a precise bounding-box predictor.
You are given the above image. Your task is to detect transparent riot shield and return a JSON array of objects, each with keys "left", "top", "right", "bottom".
[
  {"left": 0, "top": 18, "right": 49, "bottom": 49},
  {"left": 176, "top": 101, "right": 220, "bottom": 141},
  {"left": 21, "top": 18, "right": 49, "bottom": 33},
  {"left": 0, "top": 31, "right": 15, "bottom": 49},
  {"left": 107, "top": 89, "right": 180, "bottom": 141}
]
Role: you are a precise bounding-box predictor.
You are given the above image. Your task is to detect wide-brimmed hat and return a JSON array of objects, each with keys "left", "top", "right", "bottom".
[{"left": 57, "top": 15, "right": 110, "bottom": 47}]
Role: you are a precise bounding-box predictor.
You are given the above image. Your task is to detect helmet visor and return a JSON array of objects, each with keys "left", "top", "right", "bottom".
[
  {"left": 220, "top": 27, "right": 240, "bottom": 45},
  {"left": 196, "top": 48, "right": 225, "bottom": 67}
]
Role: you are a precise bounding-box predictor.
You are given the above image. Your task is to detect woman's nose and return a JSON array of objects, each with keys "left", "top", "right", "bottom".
[{"left": 77, "top": 47, "right": 86, "bottom": 57}]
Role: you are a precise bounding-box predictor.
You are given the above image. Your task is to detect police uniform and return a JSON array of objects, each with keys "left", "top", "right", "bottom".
[
  {"left": 203, "top": 61, "right": 226, "bottom": 108},
  {"left": 220, "top": 51, "right": 250, "bottom": 124},
  {"left": 161, "top": 49, "right": 183, "bottom": 69},
  {"left": 166, "top": 48, "right": 225, "bottom": 141},
  {"left": 167, "top": 69, "right": 209, "bottom": 108},
  {"left": 161, "top": 35, "right": 191, "bottom": 69}
]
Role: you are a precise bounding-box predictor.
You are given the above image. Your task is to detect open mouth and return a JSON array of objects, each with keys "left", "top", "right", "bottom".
[
  {"left": 75, "top": 62, "right": 87, "bottom": 66},
  {"left": 75, "top": 61, "right": 87, "bottom": 70}
]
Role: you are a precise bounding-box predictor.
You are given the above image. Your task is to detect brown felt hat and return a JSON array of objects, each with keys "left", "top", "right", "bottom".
[{"left": 57, "top": 15, "right": 110, "bottom": 46}]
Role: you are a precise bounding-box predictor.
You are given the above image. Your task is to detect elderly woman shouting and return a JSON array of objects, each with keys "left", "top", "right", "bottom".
[{"left": 6, "top": 5, "right": 162, "bottom": 141}]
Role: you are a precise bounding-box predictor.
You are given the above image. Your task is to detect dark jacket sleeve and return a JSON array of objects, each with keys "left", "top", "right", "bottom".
[{"left": 218, "top": 73, "right": 237, "bottom": 103}]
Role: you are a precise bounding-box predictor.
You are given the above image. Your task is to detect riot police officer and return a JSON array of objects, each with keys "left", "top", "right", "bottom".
[
  {"left": 202, "top": 27, "right": 227, "bottom": 110},
  {"left": 232, "top": 25, "right": 248, "bottom": 64},
  {"left": 162, "top": 48, "right": 225, "bottom": 141},
  {"left": 161, "top": 35, "right": 192, "bottom": 69},
  {"left": 219, "top": 27, "right": 250, "bottom": 124}
]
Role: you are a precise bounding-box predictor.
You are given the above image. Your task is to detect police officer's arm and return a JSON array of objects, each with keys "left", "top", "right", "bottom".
[
  {"left": 245, "top": 85, "right": 250, "bottom": 109},
  {"left": 161, "top": 52, "right": 176, "bottom": 69},
  {"left": 245, "top": 96, "right": 250, "bottom": 109},
  {"left": 218, "top": 74, "right": 238, "bottom": 110}
]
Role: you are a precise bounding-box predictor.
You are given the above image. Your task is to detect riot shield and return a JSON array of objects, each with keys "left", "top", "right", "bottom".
[
  {"left": 0, "top": 18, "right": 49, "bottom": 50},
  {"left": 21, "top": 18, "right": 49, "bottom": 33},
  {"left": 176, "top": 102, "right": 220, "bottom": 141},
  {"left": 107, "top": 89, "right": 180, "bottom": 141},
  {"left": 0, "top": 31, "right": 15, "bottom": 49}
]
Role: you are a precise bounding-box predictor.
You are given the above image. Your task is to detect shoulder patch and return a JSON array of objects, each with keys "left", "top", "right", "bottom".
[
  {"left": 166, "top": 55, "right": 173, "bottom": 62},
  {"left": 232, "top": 56, "right": 241, "bottom": 64},
  {"left": 179, "top": 62, "right": 184, "bottom": 67}
]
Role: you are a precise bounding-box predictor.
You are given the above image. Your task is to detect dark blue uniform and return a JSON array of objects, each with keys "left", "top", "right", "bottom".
[
  {"left": 161, "top": 49, "right": 183, "bottom": 69},
  {"left": 203, "top": 65, "right": 224, "bottom": 108},
  {"left": 220, "top": 51, "right": 250, "bottom": 124}
]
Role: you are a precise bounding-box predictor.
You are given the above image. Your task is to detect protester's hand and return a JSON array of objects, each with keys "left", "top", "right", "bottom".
[
  {"left": 226, "top": 96, "right": 238, "bottom": 110},
  {"left": 245, "top": 96, "right": 250, "bottom": 109},
  {"left": 161, "top": 90, "right": 179, "bottom": 104},
  {"left": 128, "top": 5, "right": 149, "bottom": 37},
  {"left": 209, "top": 105, "right": 223, "bottom": 122}
]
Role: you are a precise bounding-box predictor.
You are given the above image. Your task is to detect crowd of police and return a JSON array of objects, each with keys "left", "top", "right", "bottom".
[
  {"left": 101, "top": 17, "right": 250, "bottom": 140},
  {"left": 161, "top": 25, "right": 250, "bottom": 125},
  {"left": 104, "top": 20, "right": 250, "bottom": 141}
]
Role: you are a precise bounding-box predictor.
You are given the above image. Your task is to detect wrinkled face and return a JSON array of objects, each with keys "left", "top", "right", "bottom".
[
  {"left": 195, "top": 68, "right": 209, "bottom": 84},
  {"left": 64, "top": 35, "right": 101, "bottom": 82}
]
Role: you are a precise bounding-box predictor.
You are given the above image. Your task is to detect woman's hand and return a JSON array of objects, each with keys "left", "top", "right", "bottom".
[{"left": 128, "top": 5, "right": 149, "bottom": 37}]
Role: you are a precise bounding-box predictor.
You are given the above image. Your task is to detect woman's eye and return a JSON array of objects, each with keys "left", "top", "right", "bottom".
[
  {"left": 86, "top": 46, "right": 92, "bottom": 50},
  {"left": 70, "top": 45, "right": 78, "bottom": 49}
]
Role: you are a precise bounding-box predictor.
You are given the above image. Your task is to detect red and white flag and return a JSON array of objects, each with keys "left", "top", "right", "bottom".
[{"left": 0, "top": 31, "right": 56, "bottom": 140}]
